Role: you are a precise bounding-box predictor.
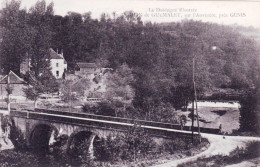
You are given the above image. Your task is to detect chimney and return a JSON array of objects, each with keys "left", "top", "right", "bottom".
[
  {"left": 61, "top": 49, "right": 63, "bottom": 56},
  {"left": 56, "top": 48, "right": 59, "bottom": 54}
]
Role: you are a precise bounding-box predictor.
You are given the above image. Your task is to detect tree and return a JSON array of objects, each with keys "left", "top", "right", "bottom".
[
  {"left": 60, "top": 80, "right": 78, "bottom": 103},
  {"left": 239, "top": 66, "right": 260, "bottom": 134},
  {"left": 38, "top": 69, "right": 59, "bottom": 96},
  {"left": 23, "top": 72, "right": 44, "bottom": 108},
  {"left": 103, "top": 63, "right": 135, "bottom": 117},
  {"left": 0, "top": 0, "right": 32, "bottom": 74},
  {"left": 27, "top": 0, "right": 54, "bottom": 77}
]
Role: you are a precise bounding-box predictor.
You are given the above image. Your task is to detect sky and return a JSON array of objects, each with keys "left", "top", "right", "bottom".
[{"left": 2, "top": 0, "right": 260, "bottom": 28}]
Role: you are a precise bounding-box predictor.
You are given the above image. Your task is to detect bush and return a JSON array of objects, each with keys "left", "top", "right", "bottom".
[
  {"left": 121, "top": 124, "right": 155, "bottom": 161},
  {"left": 81, "top": 103, "right": 97, "bottom": 114},
  {"left": 94, "top": 125, "right": 155, "bottom": 162},
  {"left": 82, "top": 101, "right": 116, "bottom": 116},
  {"left": 94, "top": 134, "right": 123, "bottom": 162},
  {"left": 0, "top": 150, "right": 39, "bottom": 167},
  {"left": 162, "top": 138, "right": 189, "bottom": 154},
  {"left": 162, "top": 136, "right": 208, "bottom": 155}
]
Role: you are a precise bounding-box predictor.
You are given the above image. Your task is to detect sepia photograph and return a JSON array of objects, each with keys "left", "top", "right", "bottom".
[{"left": 0, "top": 0, "right": 259, "bottom": 166}]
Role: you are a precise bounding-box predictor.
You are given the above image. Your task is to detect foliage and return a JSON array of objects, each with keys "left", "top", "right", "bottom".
[
  {"left": 0, "top": 150, "right": 39, "bottom": 167},
  {"left": 0, "top": 0, "right": 53, "bottom": 76},
  {"left": 1, "top": 0, "right": 260, "bottom": 121},
  {"left": 162, "top": 136, "right": 207, "bottom": 155},
  {"left": 0, "top": 0, "right": 31, "bottom": 74},
  {"left": 239, "top": 88, "right": 260, "bottom": 134},
  {"left": 38, "top": 69, "right": 59, "bottom": 94},
  {"left": 23, "top": 84, "right": 42, "bottom": 103},
  {"left": 239, "top": 64, "right": 260, "bottom": 134},
  {"left": 82, "top": 101, "right": 116, "bottom": 116},
  {"left": 60, "top": 79, "right": 78, "bottom": 102},
  {"left": 94, "top": 134, "right": 123, "bottom": 162},
  {"left": 9, "top": 119, "right": 27, "bottom": 150},
  {"left": 123, "top": 124, "right": 155, "bottom": 160},
  {"left": 94, "top": 101, "right": 116, "bottom": 116},
  {"left": 135, "top": 101, "right": 179, "bottom": 123},
  {"left": 72, "top": 78, "right": 91, "bottom": 96},
  {"left": 103, "top": 63, "right": 135, "bottom": 117},
  {"left": 151, "top": 103, "right": 178, "bottom": 123},
  {"left": 60, "top": 78, "right": 91, "bottom": 102},
  {"left": 94, "top": 125, "right": 155, "bottom": 162}
]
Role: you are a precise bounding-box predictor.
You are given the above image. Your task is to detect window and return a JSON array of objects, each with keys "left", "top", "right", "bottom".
[
  {"left": 56, "top": 71, "right": 59, "bottom": 77},
  {"left": 56, "top": 63, "right": 59, "bottom": 67}
]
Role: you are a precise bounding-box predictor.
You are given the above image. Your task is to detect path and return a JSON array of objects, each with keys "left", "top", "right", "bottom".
[{"left": 152, "top": 133, "right": 260, "bottom": 167}]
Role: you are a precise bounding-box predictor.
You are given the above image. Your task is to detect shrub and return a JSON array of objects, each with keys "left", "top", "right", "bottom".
[
  {"left": 94, "top": 125, "right": 155, "bottom": 162},
  {"left": 94, "top": 134, "right": 123, "bottom": 162},
  {"left": 81, "top": 103, "right": 97, "bottom": 114},
  {"left": 162, "top": 136, "right": 208, "bottom": 155},
  {"left": 121, "top": 124, "right": 155, "bottom": 161}
]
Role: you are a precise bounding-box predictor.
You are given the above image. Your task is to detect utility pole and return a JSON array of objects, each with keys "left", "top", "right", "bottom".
[
  {"left": 191, "top": 58, "right": 195, "bottom": 143},
  {"left": 7, "top": 72, "right": 10, "bottom": 115},
  {"left": 192, "top": 57, "right": 201, "bottom": 143},
  {"left": 70, "top": 83, "right": 72, "bottom": 112},
  {"left": 191, "top": 93, "right": 194, "bottom": 143}
]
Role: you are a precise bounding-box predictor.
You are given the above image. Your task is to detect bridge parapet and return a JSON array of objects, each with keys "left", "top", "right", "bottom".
[
  {"left": 4, "top": 108, "right": 220, "bottom": 158},
  {"left": 10, "top": 109, "right": 198, "bottom": 139}
]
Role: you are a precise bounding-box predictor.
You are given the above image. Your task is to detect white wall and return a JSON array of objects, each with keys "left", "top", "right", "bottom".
[
  {"left": 50, "top": 59, "right": 67, "bottom": 79},
  {"left": 187, "top": 101, "right": 240, "bottom": 108}
]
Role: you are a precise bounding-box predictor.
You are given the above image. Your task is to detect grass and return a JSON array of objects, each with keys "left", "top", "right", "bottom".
[{"left": 178, "top": 141, "right": 260, "bottom": 167}]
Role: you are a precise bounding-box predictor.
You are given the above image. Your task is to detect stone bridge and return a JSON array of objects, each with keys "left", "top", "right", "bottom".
[{"left": 0, "top": 108, "right": 217, "bottom": 157}]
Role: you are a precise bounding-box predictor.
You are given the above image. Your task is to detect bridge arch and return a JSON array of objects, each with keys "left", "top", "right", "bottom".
[
  {"left": 67, "top": 130, "right": 103, "bottom": 159},
  {"left": 29, "top": 123, "right": 59, "bottom": 154}
]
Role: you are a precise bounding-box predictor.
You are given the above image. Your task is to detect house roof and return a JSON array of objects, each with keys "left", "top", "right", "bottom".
[
  {"left": 0, "top": 71, "right": 26, "bottom": 84},
  {"left": 49, "top": 48, "right": 64, "bottom": 59},
  {"left": 76, "top": 62, "right": 97, "bottom": 68}
]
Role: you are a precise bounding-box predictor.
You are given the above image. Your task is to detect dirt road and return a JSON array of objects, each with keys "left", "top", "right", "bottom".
[{"left": 152, "top": 133, "right": 260, "bottom": 167}]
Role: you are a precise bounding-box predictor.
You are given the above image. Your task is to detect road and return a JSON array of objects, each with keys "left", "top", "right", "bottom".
[{"left": 152, "top": 133, "right": 260, "bottom": 167}]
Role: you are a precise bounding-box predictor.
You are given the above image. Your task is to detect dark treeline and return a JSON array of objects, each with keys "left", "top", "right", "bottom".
[{"left": 0, "top": 1, "right": 259, "bottom": 119}]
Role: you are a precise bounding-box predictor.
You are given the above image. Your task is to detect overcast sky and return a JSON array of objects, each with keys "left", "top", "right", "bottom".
[{"left": 2, "top": 0, "right": 260, "bottom": 28}]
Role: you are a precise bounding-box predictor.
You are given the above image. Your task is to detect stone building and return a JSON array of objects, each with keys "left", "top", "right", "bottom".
[{"left": 0, "top": 71, "right": 27, "bottom": 100}]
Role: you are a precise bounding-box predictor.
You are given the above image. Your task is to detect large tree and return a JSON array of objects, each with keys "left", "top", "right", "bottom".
[
  {"left": 0, "top": 0, "right": 31, "bottom": 74},
  {"left": 103, "top": 63, "right": 135, "bottom": 117},
  {"left": 27, "top": 0, "right": 54, "bottom": 77}
]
